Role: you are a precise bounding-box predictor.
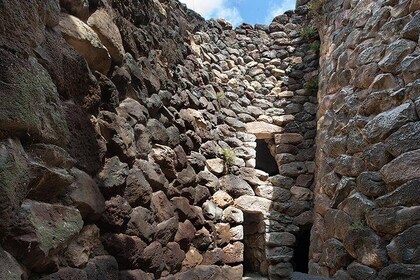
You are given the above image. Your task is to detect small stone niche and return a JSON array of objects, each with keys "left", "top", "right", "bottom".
[
  {"left": 243, "top": 211, "right": 268, "bottom": 276},
  {"left": 255, "top": 139, "right": 278, "bottom": 176}
]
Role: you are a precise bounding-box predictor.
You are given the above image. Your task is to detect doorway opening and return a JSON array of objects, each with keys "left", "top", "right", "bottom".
[
  {"left": 255, "top": 139, "right": 278, "bottom": 176},
  {"left": 243, "top": 211, "right": 268, "bottom": 277},
  {"left": 293, "top": 228, "right": 311, "bottom": 273}
]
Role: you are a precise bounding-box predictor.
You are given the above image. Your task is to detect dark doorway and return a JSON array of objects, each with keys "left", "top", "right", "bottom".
[
  {"left": 243, "top": 212, "right": 268, "bottom": 276},
  {"left": 255, "top": 139, "right": 278, "bottom": 176},
  {"left": 293, "top": 228, "right": 311, "bottom": 273}
]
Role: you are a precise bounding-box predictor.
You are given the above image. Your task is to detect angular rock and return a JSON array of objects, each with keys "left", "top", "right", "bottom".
[
  {"left": 0, "top": 139, "right": 29, "bottom": 236},
  {"left": 126, "top": 206, "right": 156, "bottom": 243},
  {"left": 163, "top": 242, "right": 185, "bottom": 274},
  {"left": 363, "top": 102, "right": 417, "bottom": 142},
  {"left": 101, "top": 233, "right": 146, "bottom": 269},
  {"left": 380, "top": 149, "right": 420, "bottom": 187},
  {"left": 222, "top": 206, "right": 244, "bottom": 224},
  {"left": 378, "top": 39, "right": 416, "bottom": 73},
  {"left": 150, "top": 191, "right": 174, "bottom": 223},
  {"left": 278, "top": 162, "right": 308, "bottom": 177},
  {"left": 87, "top": 9, "right": 125, "bottom": 64},
  {"left": 266, "top": 246, "right": 294, "bottom": 263},
  {"left": 246, "top": 121, "right": 283, "bottom": 139},
  {"left": 60, "top": 0, "right": 89, "bottom": 20},
  {"left": 347, "top": 262, "right": 377, "bottom": 280},
  {"left": 234, "top": 195, "right": 273, "bottom": 214},
  {"left": 101, "top": 196, "right": 132, "bottom": 231},
  {"left": 387, "top": 224, "right": 420, "bottom": 264},
  {"left": 344, "top": 228, "right": 388, "bottom": 269},
  {"left": 0, "top": 246, "right": 24, "bottom": 280},
  {"left": 85, "top": 255, "right": 119, "bottom": 280},
  {"left": 356, "top": 171, "right": 387, "bottom": 198},
  {"left": 124, "top": 166, "right": 153, "bottom": 207},
  {"left": 378, "top": 264, "right": 420, "bottom": 280},
  {"left": 376, "top": 179, "right": 420, "bottom": 207},
  {"left": 319, "top": 239, "right": 351, "bottom": 269},
  {"left": 0, "top": 52, "right": 69, "bottom": 146},
  {"left": 59, "top": 13, "right": 111, "bottom": 74},
  {"left": 212, "top": 190, "right": 234, "bottom": 208},
  {"left": 269, "top": 263, "right": 293, "bottom": 279},
  {"left": 366, "top": 206, "right": 420, "bottom": 235},
  {"left": 64, "top": 168, "right": 105, "bottom": 220},
  {"left": 335, "top": 155, "right": 365, "bottom": 177},
  {"left": 64, "top": 225, "right": 101, "bottom": 268},
  {"left": 135, "top": 159, "right": 169, "bottom": 192},
  {"left": 4, "top": 200, "right": 83, "bottom": 271},
  {"left": 265, "top": 232, "right": 296, "bottom": 247},
  {"left": 220, "top": 174, "right": 254, "bottom": 198},
  {"left": 182, "top": 247, "right": 203, "bottom": 270},
  {"left": 223, "top": 242, "right": 244, "bottom": 264},
  {"left": 119, "top": 269, "right": 154, "bottom": 280},
  {"left": 40, "top": 267, "right": 87, "bottom": 280},
  {"left": 338, "top": 192, "right": 375, "bottom": 221},
  {"left": 385, "top": 122, "right": 420, "bottom": 157},
  {"left": 97, "top": 156, "right": 128, "bottom": 196}
]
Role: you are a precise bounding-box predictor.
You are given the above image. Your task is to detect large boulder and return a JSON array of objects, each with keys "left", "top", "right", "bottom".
[
  {"left": 87, "top": 9, "right": 125, "bottom": 64},
  {"left": 4, "top": 200, "right": 83, "bottom": 271},
  {"left": 0, "top": 139, "right": 29, "bottom": 237},
  {"left": 366, "top": 206, "right": 420, "bottom": 235},
  {"left": 58, "top": 13, "right": 111, "bottom": 74},
  {"left": 0, "top": 51, "right": 69, "bottom": 146}
]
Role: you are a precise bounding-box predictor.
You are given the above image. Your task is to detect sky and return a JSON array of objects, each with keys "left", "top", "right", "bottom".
[{"left": 178, "top": 0, "right": 296, "bottom": 27}]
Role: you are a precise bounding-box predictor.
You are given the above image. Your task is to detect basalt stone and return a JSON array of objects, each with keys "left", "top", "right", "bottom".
[
  {"left": 0, "top": 53, "right": 69, "bottom": 146},
  {"left": 266, "top": 246, "right": 294, "bottom": 263},
  {"left": 64, "top": 168, "right": 105, "bottom": 220},
  {"left": 378, "top": 39, "right": 416, "bottom": 73},
  {"left": 363, "top": 102, "right": 417, "bottom": 142},
  {"left": 97, "top": 156, "right": 129, "bottom": 196},
  {"left": 182, "top": 247, "right": 203, "bottom": 270},
  {"left": 215, "top": 223, "right": 231, "bottom": 246},
  {"left": 135, "top": 159, "right": 169, "bottom": 192},
  {"left": 376, "top": 179, "right": 420, "bottom": 207},
  {"left": 101, "top": 195, "right": 132, "bottom": 230},
  {"left": 334, "top": 155, "right": 365, "bottom": 177},
  {"left": 319, "top": 239, "right": 351, "bottom": 269},
  {"left": 84, "top": 255, "right": 119, "bottom": 280},
  {"left": 101, "top": 233, "right": 146, "bottom": 269},
  {"left": 378, "top": 264, "right": 420, "bottom": 280},
  {"left": 126, "top": 206, "right": 157, "bottom": 243},
  {"left": 270, "top": 175, "right": 294, "bottom": 188},
  {"left": 220, "top": 174, "right": 254, "bottom": 198},
  {"left": 363, "top": 143, "right": 393, "bottom": 171},
  {"left": 64, "top": 225, "right": 101, "bottom": 268},
  {"left": 324, "top": 209, "right": 352, "bottom": 241},
  {"left": 338, "top": 192, "right": 375, "bottom": 221},
  {"left": 124, "top": 166, "right": 152, "bottom": 207},
  {"left": 343, "top": 228, "right": 388, "bottom": 269},
  {"left": 4, "top": 200, "right": 83, "bottom": 272},
  {"left": 0, "top": 139, "right": 29, "bottom": 237},
  {"left": 265, "top": 232, "right": 296, "bottom": 247},
  {"left": 151, "top": 191, "right": 175, "bottom": 223},
  {"left": 347, "top": 262, "right": 377, "bottom": 280},
  {"left": 201, "top": 248, "right": 224, "bottom": 265},
  {"left": 223, "top": 242, "right": 244, "bottom": 264},
  {"left": 256, "top": 185, "right": 292, "bottom": 202},
  {"left": 269, "top": 263, "right": 293, "bottom": 278},
  {"left": 222, "top": 206, "right": 244, "bottom": 224},
  {"left": 142, "top": 241, "right": 165, "bottom": 276},
  {"left": 278, "top": 162, "right": 307, "bottom": 177},
  {"left": 366, "top": 206, "right": 420, "bottom": 235},
  {"left": 174, "top": 220, "right": 196, "bottom": 249},
  {"left": 387, "top": 224, "right": 420, "bottom": 264},
  {"left": 385, "top": 122, "right": 420, "bottom": 157},
  {"left": 402, "top": 54, "right": 420, "bottom": 84},
  {"left": 119, "top": 269, "right": 154, "bottom": 280},
  {"left": 0, "top": 246, "right": 24, "bottom": 280},
  {"left": 40, "top": 267, "right": 88, "bottom": 280},
  {"left": 356, "top": 171, "right": 387, "bottom": 198},
  {"left": 163, "top": 242, "right": 185, "bottom": 274},
  {"left": 380, "top": 149, "right": 420, "bottom": 187}
]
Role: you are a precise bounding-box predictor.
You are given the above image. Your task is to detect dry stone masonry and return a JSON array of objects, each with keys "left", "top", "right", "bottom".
[{"left": 0, "top": 0, "right": 418, "bottom": 280}]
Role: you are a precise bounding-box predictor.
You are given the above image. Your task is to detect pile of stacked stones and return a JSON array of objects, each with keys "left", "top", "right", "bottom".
[
  {"left": 0, "top": 0, "right": 319, "bottom": 279},
  {"left": 311, "top": 0, "right": 420, "bottom": 279}
]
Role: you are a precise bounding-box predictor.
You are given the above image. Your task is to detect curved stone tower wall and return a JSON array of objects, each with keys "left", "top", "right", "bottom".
[
  {"left": 0, "top": 1, "right": 319, "bottom": 279},
  {"left": 311, "top": 0, "right": 420, "bottom": 278}
]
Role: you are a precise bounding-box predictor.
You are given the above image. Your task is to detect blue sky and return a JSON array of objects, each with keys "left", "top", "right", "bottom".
[{"left": 179, "top": 0, "right": 296, "bottom": 26}]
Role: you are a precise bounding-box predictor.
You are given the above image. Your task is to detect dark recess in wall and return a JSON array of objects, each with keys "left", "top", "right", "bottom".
[
  {"left": 255, "top": 139, "right": 278, "bottom": 176},
  {"left": 293, "top": 229, "right": 311, "bottom": 273}
]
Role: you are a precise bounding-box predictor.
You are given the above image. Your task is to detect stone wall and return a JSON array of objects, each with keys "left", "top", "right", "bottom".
[
  {"left": 0, "top": 0, "right": 320, "bottom": 279},
  {"left": 311, "top": 0, "right": 420, "bottom": 279}
]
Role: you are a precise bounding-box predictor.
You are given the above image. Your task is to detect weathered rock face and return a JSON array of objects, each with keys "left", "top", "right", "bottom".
[{"left": 311, "top": 0, "right": 420, "bottom": 278}]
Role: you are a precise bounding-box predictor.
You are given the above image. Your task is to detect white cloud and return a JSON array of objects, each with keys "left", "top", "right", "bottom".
[
  {"left": 179, "top": 0, "right": 243, "bottom": 26},
  {"left": 265, "top": 0, "right": 296, "bottom": 24}
]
